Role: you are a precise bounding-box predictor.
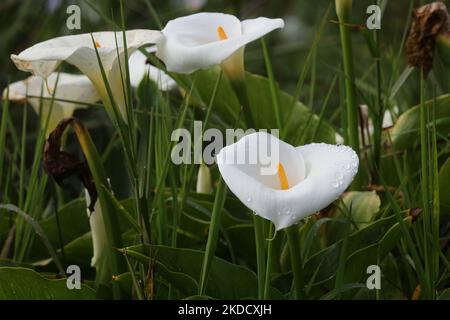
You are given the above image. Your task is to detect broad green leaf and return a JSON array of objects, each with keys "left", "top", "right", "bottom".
[
  {"left": 326, "top": 191, "right": 381, "bottom": 246},
  {"left": 192, "top": 69, "right": 337, "bottom": 144},
  {"left": 30, "top": 199, "right": 89, "bottom": 259},
  {"left": 303, "top": 215, "right": 403, "bottom": 285},
  {"left": 389, "top": 94, "right": 450, "bottom": 150},
  {"left": 0, "top": 267, "right": 95, "bottom": 300},
  {"left": 61, "top": 229, "right": 138, "bottom": 271},
  {"left": 343, "top": 217, "right": 412, "bottom": 285},
  {"left": 124, "top": 244, "right": 282, "bottom": 299},
  {"left": 344, "top": 191, "right": 381, "bottom": 229}
]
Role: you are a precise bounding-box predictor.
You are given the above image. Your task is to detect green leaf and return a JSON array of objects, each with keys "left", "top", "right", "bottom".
[
  {"left": 389, "top": 94, "right": 450, "bottom": 150},
  {"left": 303, "top": 215, "right": 403, "bottom": 285},
  {"left": 439, "top": 288, "right": 450, "bottom": 300},
  {"left": 0, "top": 267, "right": 95, "bottom": 299},
  {"left": 124, "top": 244, "right": 282, "bottom": 299},
  {"left": 343, "top": 191, "right": 381, "bottom": 229},
  {"left": 343, "top": 217, "right": 412, "bottom": 285},
  {"left": 191, "top": 69, "right": 337, "bottom": 144},
  {"left": 326, "top": 191, "right": 381, "bottom": 246},
  {"left": 439, "top": 157, "right": 450, "bottom": 216},
  {"left": 30, "top": 199, "right": 89, "bottom": 259}
]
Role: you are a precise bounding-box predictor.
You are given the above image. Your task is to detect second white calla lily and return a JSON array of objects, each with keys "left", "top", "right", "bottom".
[
  {"left": 155, "top": 12, "right": 284, "bottom": 77},
  {"left": 217, "top": 132, "right": 359, "bottom": 230},
  {"left": 2, "top": 72, "right": 100, "bottom": 135},
  {"left": 11, "top": 30, "right": 161, "bottom": 120}
]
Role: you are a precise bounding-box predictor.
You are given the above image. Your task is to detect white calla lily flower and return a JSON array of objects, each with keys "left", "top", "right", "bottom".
[
  {"left": 2, "top": 72, "right": 100, "bottom": 135},
  {"left": 11, "top": 30, "right": 161, "bottom": 120},
  {"left": 156, "top": 13, "right": 284, "bottom": 77},
  {"left": 196, "top": 163, "right": 213, "bottom": 194},
  {"left": 84, "top": 189, "right": 107, "bottom": 269},
  {"left": 128, "top": 48, "right": 177, "bottom": 91},
  {"left": 217, "top": 132, "right": 359, "bottom": 230}
]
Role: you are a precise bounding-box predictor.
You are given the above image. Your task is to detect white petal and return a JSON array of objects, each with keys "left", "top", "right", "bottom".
[
  {"left": 240, "top": 17, "right": 285, "bottom": 39},
  {"left": 3, "top": 73, "right": 100, "bottom": 134},
  {"left": 156, "top": 13, "right": 284, "bottom": 73},
  {"left": 85, "top": 189, "right": 107, "bottom": 269},
  {"left": 128, "top": 49, "right": 177, "bottom": 91},
  {"left": 217, "top": 133, "right": 358, "bottom": 230}
]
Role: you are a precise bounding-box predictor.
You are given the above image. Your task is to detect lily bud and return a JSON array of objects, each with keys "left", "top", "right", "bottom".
[
  {"left": 335, "top": 0, "right": 353, "bottom": 21},
  {"left": 196, "top": 164, "right": 213, "bottom": 194}
]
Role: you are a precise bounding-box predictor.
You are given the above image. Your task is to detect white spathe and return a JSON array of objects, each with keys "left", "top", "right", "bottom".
[
  {"left": 217, "top": 132, "right": 359, "bottom": 230},
  {"left": 84, "top": 189, "right": 107, "bottom": 269},
  {"left": 128, "top": 48, "right": 177, "bottom": 91},
  {"left": 156, "top": 12, "right": 284, "bottom": 74},
  {"left": 11, "top": 30, "right": 162, "bottom": 119},
  {"left": 2, "top": 72, "right": 100, "bottom": 135}
]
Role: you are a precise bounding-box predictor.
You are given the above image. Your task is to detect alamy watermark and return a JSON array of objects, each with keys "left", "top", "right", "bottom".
[
  {"left": 171, "top": 121, "right": 280, "bottom": 175},
  {"left": 366, "top": 5, "right": 381, "bottom": 30},
  {"left": 366, "top": 265, "right": 381, "bottom": 290},
  {"left": 66, "top": 265, "right": 81, "bottom": 290},
  {"left": 66, "top": 5, "right": 81, "bottom": 30}
]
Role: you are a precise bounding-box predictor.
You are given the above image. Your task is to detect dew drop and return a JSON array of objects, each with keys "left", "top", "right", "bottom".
[
  {"left": 247, "top": 196, "right": 252, "bottom": 203},
  {"left": 332, "top": 181, "right": 339, "bottom": 188}
]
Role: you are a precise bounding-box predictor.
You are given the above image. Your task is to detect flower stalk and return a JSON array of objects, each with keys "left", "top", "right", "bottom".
[
  {"left": 198, "top": 177, "right": 228, "bottom": 296},
  {"left": 286, "top": 226, "right": 303, "bottom": 299},
  {"left": 336, "top": 0, "right": 362, "bottom": 189}
]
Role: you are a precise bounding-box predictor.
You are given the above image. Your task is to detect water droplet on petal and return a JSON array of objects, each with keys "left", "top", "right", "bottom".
[
  {"left": 332, "top": 181, "right": 339, "bottom": 188},
  {"left": 247, "top": 196, "right": 252, "bottom": 203}
]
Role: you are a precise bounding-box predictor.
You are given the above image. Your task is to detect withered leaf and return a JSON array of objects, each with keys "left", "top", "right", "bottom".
[{"left": 43, "top": 118, "right": 97, "bottom": 212}]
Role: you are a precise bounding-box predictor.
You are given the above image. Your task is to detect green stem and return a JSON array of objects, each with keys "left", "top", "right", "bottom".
[
  {"left": 419, "top": 68, "right": 432, "bottom": 299},
  {"left": 263, "top": 223, "right": 275, "bottom": 299},
  {"left": 373, "top": 22, "right": 383, "bottom": 183},
  {"left": 286, "top": 226, "right": 303, "bottom": 299},
  {"left": 198, "top": 177, "right": 228, "bottom": 296},
  {"left": 336, "top": 0, "right": 362, "bottom": 189},
  {"left": 253, "top": 215, "right": 266, "bottom": 299}
]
